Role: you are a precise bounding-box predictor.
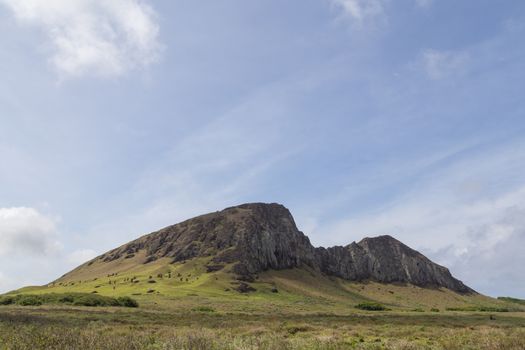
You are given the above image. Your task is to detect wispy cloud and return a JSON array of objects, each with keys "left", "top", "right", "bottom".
[
  {"left": 0, "top": 0, "right": 162, "bottom": 78},
  {"left": 437, "top": 205, "right": 525, "bottom": 296},
  {"left": 419, "top": 49, "right": 469, "bottom": 80},
  {"left": 330, "top": 0, "right": 430, "bottom": 26},
  {"left": 76, "top": 80, "right": 306, "bottom": 252},
  {"left": 415, "top": 0, "right": 433, "bottom": 8},
  {"left": 331, "top": 0, "right": 386, "bottom": 26},
  {"left": 316, "top": 138, "right": 525, "bottom": 296}
]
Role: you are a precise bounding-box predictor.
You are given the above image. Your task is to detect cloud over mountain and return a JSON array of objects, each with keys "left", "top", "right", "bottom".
[{"left": 0, "top": 0, "right": 162, "bottom": 78}]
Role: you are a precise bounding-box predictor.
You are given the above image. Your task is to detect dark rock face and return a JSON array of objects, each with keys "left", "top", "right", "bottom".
[
  {"left": 92, "top": 203, "right": 474, "bottom": 294},
  {"left": 317, "top": 236, "right": 473, "bottom": 293}
]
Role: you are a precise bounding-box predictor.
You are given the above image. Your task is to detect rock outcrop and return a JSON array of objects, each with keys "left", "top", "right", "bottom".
[
  {"left": 87, "top": 203, "right": 474, "bottom": 293},
  {"left": 317, "top": 236, "right": 472, "bottom": 293}
]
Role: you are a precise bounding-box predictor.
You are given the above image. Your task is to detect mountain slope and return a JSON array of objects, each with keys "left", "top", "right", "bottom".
[{"left": 58, "top": 203, "right": 472, "bottom": 294}]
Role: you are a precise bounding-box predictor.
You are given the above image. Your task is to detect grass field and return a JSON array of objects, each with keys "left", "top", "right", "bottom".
[
  {"left": 11, "top": 257, "right": 524, "bottom": 314},
  {"left": 0, "top": 304, "right": 524, "bottom": 349},
  {"left": 3, "top": 258, "right": 525, "bottom": 349}
]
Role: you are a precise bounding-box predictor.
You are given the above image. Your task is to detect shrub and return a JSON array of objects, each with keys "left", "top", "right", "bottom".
[
  {"left": 117, "top": 296, "right": 139, "bottom": 308},
  {"left": 355, "top": 302, "right": 388, "bottom": 311},
  {"left": 478, "top": 306, "right": 509, "bottom": 312},
  {"left": 58, "top": 295, "right": 75, "bottom": 303},
  {"left": 285, "top": 325, "right": 311, "bottom": 335},
  {"left": 0, "top": 293, "right": 138, "bottom": 308},
  {"left": 17, "top": 295, "right": 43, "bottom": 306},
  {"left": 192, "top": 306, "right": 215, "bottom": 313},
  {"left": 72, "top": 295, "right": 118, "bottom": 307},
  {"left": 498, "top": 297, "right": 525, "bottom": 305},
  {"left": 0, "top": 296, "right": 14, "bottom": 305},
  {"left": 446, "top": 306, "right": 509, "bottom": 312},
  {"left": 431, "top": 308, "right": 440, "bottom": 312}
]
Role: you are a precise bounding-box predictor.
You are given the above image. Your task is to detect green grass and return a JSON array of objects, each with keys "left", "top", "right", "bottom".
[
  {"left": 0, "top": 305, "right": 524, "bottom": 349},
  {"left": 8, "top": 256, "right": 525, "bottom": 315},
  {"left": 355, "top": 302, "right": 389, "bottom": 311},
  {"left": 0, "top": 293, "right": 138, "bottom": 308},
  {"left": 3, "top": 256, "right": 525, "bottom": 348},
  {"left": 446, "top": 306, "right": 511, "bottom": 312},
  {"left": 499, "top": 297, "right": 525, "bottom": 305}
]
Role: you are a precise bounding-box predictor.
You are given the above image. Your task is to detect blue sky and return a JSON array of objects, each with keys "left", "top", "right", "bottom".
[{"left": 0, "top": 0, "right": 524, "bottom": 297}]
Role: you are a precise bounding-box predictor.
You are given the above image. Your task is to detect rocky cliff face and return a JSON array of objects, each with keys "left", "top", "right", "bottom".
[
  {"left": 91, "top": 203, "right": 473, "bottom": 293},
  {"left": 317, "top": 236, "right": 472, "bottom": 293}
]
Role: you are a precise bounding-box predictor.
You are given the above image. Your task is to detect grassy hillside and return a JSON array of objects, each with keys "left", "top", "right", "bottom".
[
  {"left": 3, "top": 256, "right": 525, "bottom": 349},
  {"left": 499, "top": 297, "right": 525, "bottom": 305},
  {"left": 7, "top": 256, "right": 523, "bottom": 314}
]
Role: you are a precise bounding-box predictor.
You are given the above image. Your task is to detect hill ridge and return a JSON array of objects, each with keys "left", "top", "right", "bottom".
[{"left": 62, "top": 202, "right": 474, "bottom": 294}]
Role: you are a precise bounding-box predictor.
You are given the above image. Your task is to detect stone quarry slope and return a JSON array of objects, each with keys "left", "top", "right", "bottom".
[{"left": 64, "top": 203, "right": 474, "bottom": 293}]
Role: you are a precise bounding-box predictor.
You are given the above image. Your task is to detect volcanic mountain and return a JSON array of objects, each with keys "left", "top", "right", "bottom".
[{"left": 59, "top": 203, "right": 473, "bottom": 294}]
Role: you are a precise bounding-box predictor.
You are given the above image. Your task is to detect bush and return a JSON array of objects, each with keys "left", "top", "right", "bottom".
[
  {"left": 478, "top": 306, "right": 509, "bottom": 312},
  {"left": 355, "top": 302, "right": 388, "bottom": 311},
  {"left": 0, "top": 296, "right": 14, "bottom": 305},
  {"left": 0, "top": 293, "right": 138, "bottom": 308},
  {"left": 446, "top": 306, "right": 509, "bottom": 312},
  {"left": 498, "top": 297, "right": 525, "bottom": 305},
  {"left": 117, "top": 296, "right": 139, "bottom": 308},
  {"left": 431, "top": 308, "right": 440, "bottom": 312},
  {"left": 72, "top": 295, "right": 118, "bottom": 307},
  {"left": 285, "top": 325, "right": 311, "bottom": 335},
  {"left": 58, "top": 295, "right": 75, "bottom": 303},
  {"left": 17, "top": 295, "right": 43, "bottom": 306},
  {"left": 192, "top": 306, "right": 215, "bottom": 313}
]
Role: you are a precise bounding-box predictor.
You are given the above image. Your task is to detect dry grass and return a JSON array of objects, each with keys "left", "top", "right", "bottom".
[{"left": 0, "top": 305, "right": 524, "bottom": 349}]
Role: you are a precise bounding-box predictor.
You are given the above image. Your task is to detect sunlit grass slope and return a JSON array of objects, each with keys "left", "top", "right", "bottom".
[{"left": 8, "top": 255, "right": 524, "bottom": 314}]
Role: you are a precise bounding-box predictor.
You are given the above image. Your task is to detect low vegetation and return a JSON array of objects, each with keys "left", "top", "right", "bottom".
[
  {"left": 499, "top": 297, "right": 525, "bottom": 305},
  {"left": 445, "top": 306, "right": 510, "bottom": 312},
  {"left": 0, "top": 305, "right": 524, "bottom": 349},
  {"left": 3, "top": 259, "right": 524, "bottom": 349},
  {"left": 0, "top": 293, "right": 138, "bottom": 308},
  {"left": 355, "top": 302, "right": 389, "bottom": 311}
]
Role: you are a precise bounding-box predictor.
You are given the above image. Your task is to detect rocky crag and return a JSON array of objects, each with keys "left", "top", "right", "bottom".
[{"left": 77, "top": 203, "right": 473, "bottom": 293}]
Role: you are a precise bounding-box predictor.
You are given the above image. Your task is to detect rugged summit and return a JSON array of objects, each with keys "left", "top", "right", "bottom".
[{"left": 79, "top": 203, "right": 473, "bottom": 293}]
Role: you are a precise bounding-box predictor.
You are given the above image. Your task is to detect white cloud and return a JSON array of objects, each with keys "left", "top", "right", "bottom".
[
  {"left": 0, "top": 0, "right": 162, "bottom": 78},
  {"left": 66, "top": 248, "right": 97, "bottom": 266},
  {"left": 420, "top": 49, "right": 469, "bottom": 80},
  {"left": 433, "top": 205, "right": 525, "bottom": 297},
  {"left": 331, "top": 0, "right": 430, "bottom": 26},
  {"left": 324, "top": 185, "right": 525, "bottom": 253},
  {"left": 0, "top": 207, "right": 61, "bottom": 256},
  {"left": 331, "top": 0, "right": 386, "bottom": 25},
  {"left": 316, "top": 139, "right": 525, "bottom": 296},
  {"left": 415, "top": 0, "right": 433, "bottom": 8}
]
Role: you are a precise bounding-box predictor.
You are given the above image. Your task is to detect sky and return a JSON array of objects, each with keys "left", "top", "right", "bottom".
[{"left": 0, "top": 0, "right": 524, "bottom": 297}]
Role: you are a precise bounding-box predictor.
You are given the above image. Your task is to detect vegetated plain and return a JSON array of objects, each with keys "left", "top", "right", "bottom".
[
  {"left": 2, "top": 260, "right": 525, "bottom": 349},
  {"left": 3, "top": 204, "right": 524, "bottom": 349}
]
